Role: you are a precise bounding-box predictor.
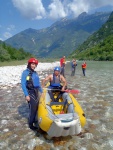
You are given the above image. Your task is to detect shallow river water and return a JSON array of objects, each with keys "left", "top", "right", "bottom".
[{"left": 0, "top": 61, "right": 113, "bottom": 150}]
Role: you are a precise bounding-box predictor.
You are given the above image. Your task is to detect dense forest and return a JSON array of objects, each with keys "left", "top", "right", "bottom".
[
  {"left": 0, "top": 41, "right": 33, "bottom": 62},
  {"left": 73, "top": 35, "right": 113, "bottom": 61},
  {"left": 70, "top": 11, "right": 113, "bottom": 61}
]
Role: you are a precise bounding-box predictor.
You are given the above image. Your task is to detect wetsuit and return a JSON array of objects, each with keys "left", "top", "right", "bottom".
[{"left": 21, "top": 68, "right": 43, "bottom": 129}]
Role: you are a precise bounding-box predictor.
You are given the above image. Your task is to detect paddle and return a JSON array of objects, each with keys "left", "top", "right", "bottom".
[
  {"left": 63, "top": 89, "right": 80, "bottom": 94},
  {"left": 43, "top": 88, "right": 80, "bottom": 94}
]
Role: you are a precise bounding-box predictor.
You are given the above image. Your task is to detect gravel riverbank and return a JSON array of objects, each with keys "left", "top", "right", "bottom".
[{"left": 0, "top": 61, "right": 113, "bottom": 150}]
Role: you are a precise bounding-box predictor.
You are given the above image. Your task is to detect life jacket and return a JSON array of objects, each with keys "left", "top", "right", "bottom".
[
  {"left": 60, "top": 58, "right": 65, "bottom": 67},
  {"left": 50, "top": 73, "right": 62, "bottom": 88},
  {"left": 60, "top": 58, "right": 63, "bottom": 67},
  {"left": 82, "top": 63, "right": 87, "bottom": 69},
  {"left": 26, "top": 70, "right": 39, "bottom": 90}
]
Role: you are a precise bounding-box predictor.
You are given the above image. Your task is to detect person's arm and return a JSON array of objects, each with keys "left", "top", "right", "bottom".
[
  {"left": 21, "top": 71, "right": 29, "bottom": 97},
  {"left": 37, "top": 76, "right": 43, "bottom": 94},
  {"left": 85, "top": 63, "right": 87, "bottom": 68},
  {"left": 60, "top": 75, "right": 67, "bottom": 91},
  {"left": 42, "top": 75, "right": 51, "bottom": 88},
  {"left": 21, "top": 70, "right": 30, "bottom": 102}
]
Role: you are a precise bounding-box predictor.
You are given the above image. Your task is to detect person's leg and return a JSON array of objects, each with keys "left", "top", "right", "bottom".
[
  {"left": 60, "top": 67, "right": 63, "bottom": 75},
  {"left": 73, "top": 67, "right": 75, "bottom": 76},
  {"left": 28, "top": 91, "right": 38, "bottom": 130},
  {"left": 63, "top": 67, "right": 65, "bottom": 77},
  {"left": 84, "top": 69, "right": 86, "bottom": 76},
  {"left": 83, "top": 68, "right": 85, "bottom": 76},
  {"left": 48, "top": 90, "right": 55, "bottom": 101},
  {"left": 61, "top": 67, "right": 65, "bottom": 77},
  {"left": 82, "top": 68, "right": 84, "bottom": 76},
  {"left": 71, "top": 68, "right": 74, "bottom": 76},
  {"left": 62, "top": 92, "right": 74, "bottom": 113},
  {"left": 54, "top": 92, "right": 62, "bottom": 102}
]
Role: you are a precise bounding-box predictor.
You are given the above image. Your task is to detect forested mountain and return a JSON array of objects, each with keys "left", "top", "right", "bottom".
[
  {"left": 70, "top": 12, "right": 113, "bottom": 61},
  {"left": 5, "top": 12, "right": 111, "bottom": 58},
  {"left": 0, "top": 41, "right": 32, "bottom": 62}
]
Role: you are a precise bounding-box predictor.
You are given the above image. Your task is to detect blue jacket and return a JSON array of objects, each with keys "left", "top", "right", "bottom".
[
  {"left": 21, "top": 69, "right": 43, "bottom": 96},
  {"left": 71, "top": 61, "right": 77, "bottom": 68}
]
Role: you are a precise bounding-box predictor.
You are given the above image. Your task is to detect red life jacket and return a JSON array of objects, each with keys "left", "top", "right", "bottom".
[
  {"left": 82, "top": 63, "right": 87, "bottom": 69},
  {"left": 60, "top": 58, "right": 63, "bottom": 67},
  {"left": 60, "top": 58, "right": 65, "bottom": 67}
]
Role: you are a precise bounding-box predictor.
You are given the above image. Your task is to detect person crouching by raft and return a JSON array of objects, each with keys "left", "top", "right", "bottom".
[
  {"left": 21, "top": 58, "right": 43, "bottom": 130},
  {"left": 81, "top": 61, "right": 87, "bottom": 76},
  {"left": 42, "top": 66, "right": 74, "bottom": 113}
]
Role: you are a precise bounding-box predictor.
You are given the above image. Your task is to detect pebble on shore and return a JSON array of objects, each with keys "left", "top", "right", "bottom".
[{"left": 0, "top": 61, "right": 60, "bottom": 89}]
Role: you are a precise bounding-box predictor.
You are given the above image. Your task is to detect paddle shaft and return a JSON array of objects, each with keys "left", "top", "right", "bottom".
[{"left": 43, "top": 88, "right": 80, "bottom": 94}]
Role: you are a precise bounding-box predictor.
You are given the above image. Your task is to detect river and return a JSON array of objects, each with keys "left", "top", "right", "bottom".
[{"left": 0, "top": 61, "right": 113, "bottom": 150}]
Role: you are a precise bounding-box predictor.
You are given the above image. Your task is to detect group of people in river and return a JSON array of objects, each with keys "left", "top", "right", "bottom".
[
  {"left": 70, "top": 59, "right": 87, "bottom": 76},
  {"left": 59, "top": 55, "right": 87, "bottom": 77},
  {"left": 21, "top": 57, "right": 87, "bottom": 131}
]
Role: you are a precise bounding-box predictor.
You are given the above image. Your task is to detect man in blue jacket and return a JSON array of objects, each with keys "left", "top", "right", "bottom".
[{"left": 21, "top": 58, "right": 43, "bottom": 130}]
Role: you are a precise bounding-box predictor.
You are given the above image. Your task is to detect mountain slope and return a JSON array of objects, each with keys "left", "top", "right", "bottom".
[
  {"left": 0, "top": 41, "right": 32, "bottom": 62},
  {"left": 5, "top": 12, "right": 111, "bottom": 58},
  {"left": 70, "top": 12, "right": 113, "bottom": 60}
]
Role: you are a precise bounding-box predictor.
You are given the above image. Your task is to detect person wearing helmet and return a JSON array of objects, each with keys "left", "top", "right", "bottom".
[
  {"left": 42, "top": 66, "right": 70, "bottom": 102},
  {"left": 21, "top": 58, "right": 43, "bottom": 131}
]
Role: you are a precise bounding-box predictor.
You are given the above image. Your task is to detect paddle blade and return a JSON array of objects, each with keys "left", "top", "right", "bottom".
[
  {"left": 65, "top": 89, "right": 80, "bottom": 94},
  {"left": 60, "top": 110, "right": 65, "bottom": 114}
]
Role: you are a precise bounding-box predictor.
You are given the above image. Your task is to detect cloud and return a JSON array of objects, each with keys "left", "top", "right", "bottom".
[
  {"left": 12, "top": 0, "right": 46, "bottom": 19},
  {"left": 0, "top": 25, "right": 15, "bottom": 41},
  {"left": 12, "top": 0, "right": 113, "bottom": 20},
  {"left": 63, "top": 0, "right": 90, "bottom": 17},
  {"left": 48, "top": 0, "right": 67, "bottom": 19},
  {"left": 4, "top": 32, "right": 12, "bottom": 39},
  {"left": 7, "top": 25, "right": 15, "bottom": 31},
  {"left": 87, "top": 0, "right": 113, "bottom": 8}
]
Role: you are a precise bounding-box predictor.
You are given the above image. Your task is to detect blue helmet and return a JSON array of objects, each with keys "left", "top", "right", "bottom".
[{"left": 54, "top": 66, "right": 61, "bottom": 72}]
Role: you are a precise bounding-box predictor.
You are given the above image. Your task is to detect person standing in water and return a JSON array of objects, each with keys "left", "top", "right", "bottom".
[
  {"left": 71, "top": 59, "right": 77, "bottom": 76},
  {"left": 21, "top": 58, "right": 43, "bottom": 130},
  {"left": 81, "top": 61, "right": 87, "bottom": 76},
  {"left": 60, "top": 56, "right": 66, "bottom": 77}
]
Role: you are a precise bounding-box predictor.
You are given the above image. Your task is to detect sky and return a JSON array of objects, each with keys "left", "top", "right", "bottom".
[{"left": 0, "top": 0, "right": 113, "bottom": 41}]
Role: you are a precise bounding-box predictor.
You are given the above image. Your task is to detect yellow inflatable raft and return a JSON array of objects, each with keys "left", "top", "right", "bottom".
[{"left": 37, "top": 88, "right": 86, "bottom": 137}]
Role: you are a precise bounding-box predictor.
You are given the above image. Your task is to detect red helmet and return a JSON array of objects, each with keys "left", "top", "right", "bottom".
[{"left": 28, "top": 58, "right": 38, "bottom": 65}]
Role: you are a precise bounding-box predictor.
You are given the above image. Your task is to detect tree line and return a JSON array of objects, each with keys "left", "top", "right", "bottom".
[
  {"left": 71, "top": 35, "right": 113, "bottom": 61},
  {"left": 0, "top": 42, "right": 33, "bottom": 62}
]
